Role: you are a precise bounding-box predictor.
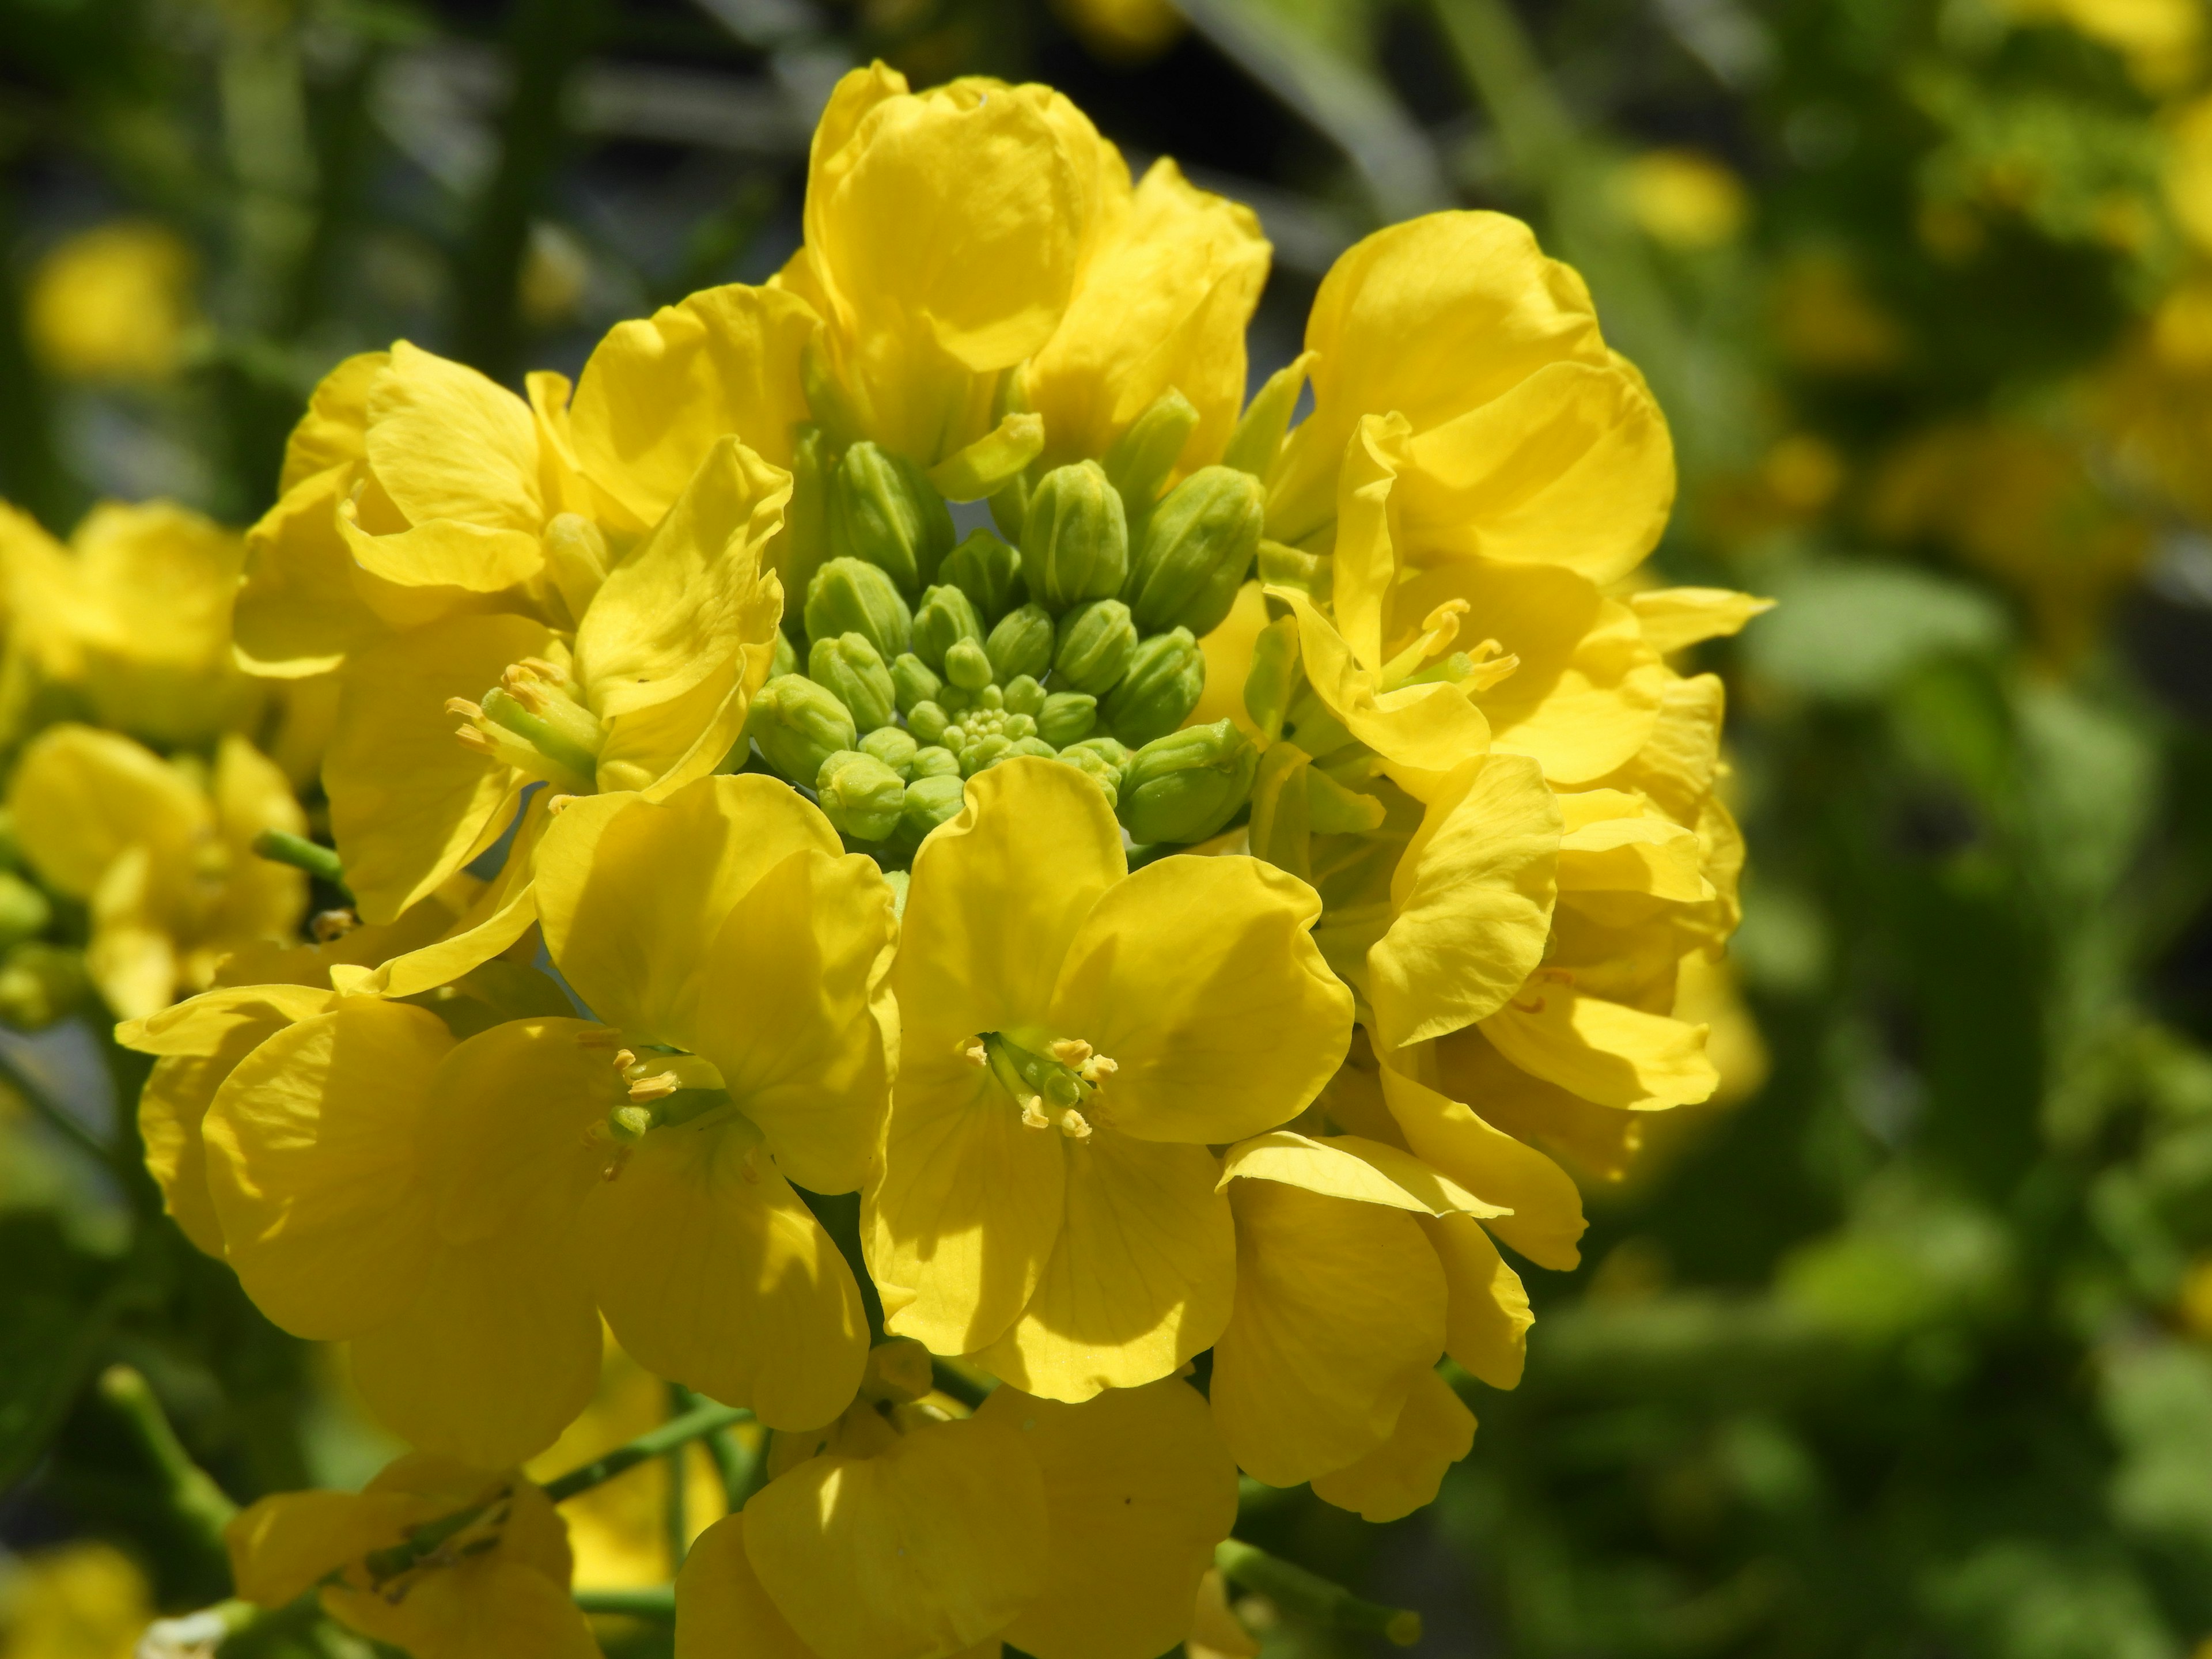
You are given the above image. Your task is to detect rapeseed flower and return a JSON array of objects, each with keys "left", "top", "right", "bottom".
[{"left": 25, "top": 221, "right": 198, "bottom": 384}]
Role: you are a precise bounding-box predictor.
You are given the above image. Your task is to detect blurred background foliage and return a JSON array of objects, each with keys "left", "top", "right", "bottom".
[{"left": 8, "top": 0, "right": 2212, "bottom": 1654}]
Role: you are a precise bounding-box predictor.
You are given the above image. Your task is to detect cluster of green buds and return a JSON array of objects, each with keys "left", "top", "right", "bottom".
[
  {"left": 0, "top": 806, "right": 81, "bottom": 1029},
  {"left": 741, "top": 390, "right": 1266, "bottom": 864}
]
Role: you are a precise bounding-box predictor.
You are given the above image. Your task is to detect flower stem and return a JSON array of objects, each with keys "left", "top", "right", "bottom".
[
  {"left": 1214, "top": 1537, "right": 1422, "bottom": 1647},
  {"left": 541, "top": 1399, "right": 753, "bottom": 1504},
  {"left": 575, "top": 1585, "right": 676, "bottom": 1622},
  {"left": 99, "top": 1365, "right": 238, "bottom": 1552},
  {"left": 250, "top": 830, "right": 350, "bottom": 897}
]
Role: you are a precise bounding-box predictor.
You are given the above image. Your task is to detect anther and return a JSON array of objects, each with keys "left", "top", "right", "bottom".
[
  {"left": 1057, "top": 1108, "right": 1093, "bottom": 1141},
  {"left": 1020, "top": 1096, "right": 1051, "bottom": 1130},
  {"left": 960, "top": 1037, "right": 988, "bottom": 1067},
  {"left": 454, "top": 726, "right": 498, "bottom": 756},
  {"left": 1079, "top": 1055, "right": 1118, "bottom": 1083},
  {"left": 546, "top": 794, "right": 579, "bottom": 814},
  {"left": 611, "top": 1048, "right": 638, "bottom": 1072},
  {"left": 627, "top": 1072, "right": 681, "bottom": 1102},
  {"left": 310, "top": 908, "right": 359, "bottom": 943},
  {"left": 1048, "top": 1037, "right": 1094, "bottom": 1066},
  {"left": 575, "top": 1028, "right": 622, "bottom": 1050},
  {"left": 445, "top": 696, "right": 486, "bottom": 721},
  {"left": 1512, "top": 995, "right": 1547, "bottom": 1014}
]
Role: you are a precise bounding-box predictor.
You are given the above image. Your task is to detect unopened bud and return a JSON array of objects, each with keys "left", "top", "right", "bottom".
[
  {"left": 861, "top": 1336, "right": 935, "bottom": 1404},
  {"left": 860, "top": 724, "right": 919, "bottom": 778},
  {"left": 0, "top": 942, "right": 89, "bottom": 1031},
  {"left": 816, "top": 751, "right": 907, "bottom": 842},
  {"left": 986, "top": 603, "right": 1054, "bottom": 685},
  {"left": 909, "top": 744, "right": 961, "bottom": 779},
  {"left": 0, "top": 872, "right": 52, "bottom": 954},
  {"left": 1037, "top": 691, "right": 1097, "bottom": 747},
  {"left": 769, "top": 631, "right": 798, "bottom": 680},
  {"left": 1052, "top": 599, "right": 1138, "bottom": 695},
  {"left": 908, "top": 700, "right": 952, "bottom": 746},
  {"left": 830, "top": 440, "right": 954, "bottom": 593},
  {"left": 746, "top": 675, "right": 857, "bottom": 786},
  {"left": 775, "top": 426, "right": 834, "bottom": 634},
  {"left": 899, "top": 772, "right": 968, "bottom": 848},
  {"left": 1118, "top": 720, "right": 1260, "bottom": 845},
  {"left": 1243, "top": 613, "right": 1302, "bottom": 742},
  {"left": 1004, "top": 736, "right": 1056, "bottom": 761},
  {"left": 890, "top": 653, "right": 941, "bottom": 716},
  {"left": 809, "top": 634, "right": 897, "bottom": 732},
  {"left": 959, "top": 734, "right": 1013, "bottom": 777},
  {"left": 944, "top": 637, "right": 994, "bottom": 692},
  {"left": 1124, "top": 465, "right": 1264, "bottom": 637},
  {"left": 912, "top": 584, "right": 985, "bottom": 673},
  {"left": 1002, "top": 675, "right": 1046, "bottom": 717},
  {"left": 1102, "top": 626, "right": 1205, "bottom": 748},
  {"left": 1002, "top": 713, "right": 1038, "bottom": 740},
  {"left": 1062, "top": 734, "right": 1131, "bottom": 785},
  {"left": 1021, "top": 461, "right": 1128, "bottom": 613},
  {"left": 1056, "top": 744, "right": 1120, "bottom": 808},
  {"left": 940, "top": 529, "right": 1022, "bottom": 624},
  {"left": 805, "top": 557, "right": 913, "bottom": 662},
  {"left": 1102, "top": 387, "right": 1200, "bottom": 520}
]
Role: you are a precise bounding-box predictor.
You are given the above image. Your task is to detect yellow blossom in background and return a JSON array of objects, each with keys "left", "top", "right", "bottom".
[
  {"left": 1998, "top": 0, "right": 2205, "bottom": 90},
  {"left": 7, "top": 725, "right": 305, "bottom": 1020},
  {"left": 1050, "top": 0, "right": 1187, "bottom": 64},
  {"left": 25, "top": 221, "right": 198, "bottom": 383},
  {"left": 0, "top": 1541, "right": 152, "bottom": 1659},
  {"left": 1619, "top": 149, "right": 1751, "bottom": 249},
  {"left": 226, "top": 1454, "right": 597, "bottom": 1659},
  {"left": 1771, "top": 252, "right": 1908, "bottom": 374}
]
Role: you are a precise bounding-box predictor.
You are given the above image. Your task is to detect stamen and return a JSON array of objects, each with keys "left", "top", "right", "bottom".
[
  {"left": 960, "top": 1037, "right": 988, "bottom": 1067},
  {"left": 1057, "top": 1108, "right": 1093, "bottom": 1141},
  {"left": 1020, "top": 1096, "right": 1051, "bottom": 1130},
  {"left": 574, "top": 1028, "right": 622, "bottom": 1050},
  {"left": 1511, "top": 995, "right": 1547, "bottom": 1014},
  {"left": 1049, "top": 1037, "right": 1094, "bottom": 1066},
  {"left": 310, "top": 908, "right": 359, "bottom": 943},
  {"left": 445, "top": 696, "right": 485, "bottom": 721},
  {"left": 546, "top": 794, "right": 579, "bottom": 814},
  {"left": 1079, "top": 1054, "right": 1118, "bottom": 1083},
  {"left": 627, "top": 1073, "right": 681, "bottom": 1102},
  {"left": 611, "top": 1048, "right": 638, "bottom": 1072},
  {"left": 454, "top": 726, "right": 498, "bottom": 756}
]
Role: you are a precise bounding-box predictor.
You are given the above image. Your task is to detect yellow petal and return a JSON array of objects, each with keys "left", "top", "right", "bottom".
[
  {"left": 1368, "top": 753, "right": 1558, "bottom": 1052},
  {"left": 342, "top": 794, "right": 549, "bottom": 1001},
  {"left": 597, "top": 642, "right": 762, "bottom": 798},
  {"left": 1190, "top": 581, "right": 1268, "bottom": 735},
  {"left": 686, "top": 846, "right": 897, "bottom": 1197},
  {"left": 1275, "top": 589, "right": 1493, "bottom": 778},
  {"left": 235, "top": 469, "right": 391, "bottom": 677},
  {"left": 1600, "top": 669, "right": 1724, "bottom": 823},
  {"left": 210, "top": 734, "right": 309, "bottom": 946},
  {"left": 675, "top": 1514, "right": 818, "bottom": 1659},
  {"left": 1422, "top": 1211, "right": 1531, "bottom": 1389},
  {"left": 279, "top": 350, "right": 385, "bottom": 494},
  {"left": 743, "top": 1412, "right": 1048, "bottom": 1659},
  {"left": 1217, "top": 1130, "right": 1502, "bottom": 1219},
  {"left": 1395, "top": 358, "right": 1674, "bottom": 582},
  {"left": 571, "top": 283, "right": 817, "bottom": 532},
  {"left": 927, "top": 411, "right": 1046, "bottom": 502},
  {"left": 1479, "top": 986, "right": 1718, "bottom": 1110},
  {"left": 129, "top": 984, "right": 333, "bottom": 1256},
  {"left": 867, "top": 1063, "right": 1067, "bottom": 1358},
  {"left": 365, "top": 341, "right": 543, "bottom": 533},
  {"left": 581, "top": 1115, "right": 869, "bottom": 1430},
  {"left": 1187, "top": 1568, "right": 1260, "bottom": 1659},
  {"left": 1025, "top": 157, "right": 1270, "bottom": 472},
  {"left": 336, "top": 503, "right": 544, "bottom": 599},
  {"left": 1431, "top": 1024, "right": 1648, "bottom": 1183},
  {"left": 573, "top": 435, "right": 789, "bottom": 720},
  {"left": 898, "top": 757, "right": 1123, "bottom": 1054},
  {"left": 227, "top": 1489, "right": 423, "bottom": 1606},
  {"left": 7, "top": 724, "right": 207, "bottom": 900},
  {"left": 973, "top": 1134, "right": 1233, "bottom": 1401},
  {"left": 1209, "top": 1178, "right": 1443, "bottom": 1486},
  {"left": 202, "top": 1002, "right": 453, "bottom": 1338},
  {"left": 1628, "top": 586, "right": 1775, "bottom": 654},
  {"left": 1308, "top": 1366, "right": 1475, "bottom": 1522},
  {"left": 535, "top": 775, "right": 842, "bottom": 1043},
  {"left": 983, "top": 1378, "right": 1238, "bottom": 1659},
  {"left": 1556, "top": 790, "right": 1710, "bottom": 900},
  {"left": 329, "top": 1555, "right": 601, "bottom": 1659},
  {"left": 1048, "top": 853, "right": 1350, "bottom": 1145},
  {"left": 325, "top": 612, "right": 547, "bottom": 923},
  {"left": 1378, "top": 1060, "right": 1586, "bottom": 1270}
]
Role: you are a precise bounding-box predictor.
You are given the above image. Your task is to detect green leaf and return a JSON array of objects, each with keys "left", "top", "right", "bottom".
[{"left": 1747, "top": 559, "right": 2009, "bottom": 702}]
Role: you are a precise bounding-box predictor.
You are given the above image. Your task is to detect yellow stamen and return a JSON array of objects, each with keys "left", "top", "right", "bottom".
[
  {"left": 1049, "top": 1037, "right": 1094, "bottom": 1066},
  {"left": 960, "top": 1037, "right": 988, "bottom": 1067},
  {"left": 627, "top": 1072, "right": 681, "bottom": 1102},
  {"left": 1057, "top": 1107, "right": 1093, "bottom": 1141},
  {"left": 1020, "top": 1096, "right": 1051, "bottom": 1130},
  {"left": 444, "top": 696, "right": 485, "bottom": 721},
  {"left": 1079, "top": 1054, "right": 1118, "bottom": 1083}
]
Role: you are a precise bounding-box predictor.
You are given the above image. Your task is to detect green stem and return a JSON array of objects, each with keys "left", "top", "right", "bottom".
[
  {"left": 928, "top": 1358, "right": 993, "bottom": 1410},
  {"left": 679, "top": 1386, "right": 763, "bottom": 1512},
  {"left": 662, "top": 1382, "right": 690, "bottom": 1570},
  {"left": 1214, "top": 1538, "right": 1422, "bottom": 1647},
  {"left": 575, "top": 1585, "right": 676, "bottom": 1622},
  {"left": 99, "top": 1365, "right": 238, "bottom": 1552},
  {"left": 541, "top": 1400, "right": 752, "bottom": 1504},
  {"left": 0, "top": 180, "right": 74, "bottom": 533},
  {"left": 251, "top": 830, "right": 350, "bottom": 896}
]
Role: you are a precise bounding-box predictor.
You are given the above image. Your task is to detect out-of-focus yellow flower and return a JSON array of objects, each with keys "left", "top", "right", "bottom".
[
  {"left": 1050, "top": 0, "right": 1187, "bottom": 63},
  {"left": 676, "top": 1372, "right": 1236, "bottom": 1659},
  {"left": 0, "top": 1540, "right": 152, "bottom": 1659},
  {"left": 1771, "top": 253, "right": 1907, "bottom": 374},
  {"left": 520, "top": 222, "right": 592, "bottom": 329},
  {"left": 2173, "top": 97, "right": 2212, "bottom": 253},
  {"left": 0, "top": 500, "right": 262, "bottom": 747},
  {"left": 226, "top": 1454, "right": 597, "bottom": 1659},
  {"left": 866, "top": 759, "right": 1352, "bottom": 1402},
  {"left": 2177, "top": 1255, "right": 2212, "bottom": 1340},
  {"left": 7, "top": 725, "right": 305, "bottom": 1020},
  {"left": 1618, "top": 149, "right": 1749, "bottom": 249},
  {"left": 1999, "top": 0, "right": 2203, "bottom": 91},
  {"left": 25, "top": 222, "right": 198, "bottom": 383}
]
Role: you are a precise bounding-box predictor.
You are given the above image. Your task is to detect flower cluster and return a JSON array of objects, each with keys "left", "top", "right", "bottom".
[{"left": 30, "top": 62, "right": 1762, "bottom": 1659}]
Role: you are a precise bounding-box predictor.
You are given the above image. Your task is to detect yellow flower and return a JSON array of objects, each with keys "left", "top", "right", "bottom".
[
  {"left": 0, "top": 1540, "right": 153, "bottom": 1659},
  {"left": 1617, "top": 149, "right": 1749, "bottom": 249},
  {"left": 7, "top": 725, "right": 305, "bottom": 1020},
  {"left": 1049, "top": 0, "right": 1187, "bottom": 63},
  {"left": 676, "top": 1373, "right": 1236, "bottom": 1659},
  {"left": 26, "top": 221, "right": 198, "bottom": 382},
  {"left": 0, "top": 499, "right": 263, "bottom": 746},
  {"left": 866, "top": 758, "right": 1353, "bottom": 1401},
  {"left": 225, "top": 1453, "right": 596, "bottom": 1659}
]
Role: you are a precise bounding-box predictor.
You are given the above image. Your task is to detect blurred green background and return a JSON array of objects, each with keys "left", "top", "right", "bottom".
[{"left": 10, "top": 0, "right": 2212, "bottom": 1654}]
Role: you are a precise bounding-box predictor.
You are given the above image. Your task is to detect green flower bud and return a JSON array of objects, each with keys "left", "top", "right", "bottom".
[
  {"left": 1052, "top": 599, "right": 1138, "bottom": 695},
  {"left": 978, "top": 683, "right": 1005, "bottom": 711},
  {"left": 809, "top": 634, "right": 897, "bottom": 732},
  {"left": 829, "top": 440, "right": 955, "bottom": 593},
  {"left": 890, "top": 653, "right": 942, "bottom": 717},
  {"left": 1002, "top": 713, "right": 1037, "bottom": 740},
  {"left": 910, "top": 744, "right": 961, "bottom": 779},
  {"left": 1118, "top": 720, "right": 1259, "bottom": 845},
  {"left": 1005, "top": 737, "right": 1057, "bottom": 761},
  {"left": 745, "top": 675, "right": 856, "bottom": 785},
  {"left": 1002, "top": 675, "right": 1046, "bottom": 717},
  {"left": 0, "top": 872, "right": 51, "bottom": 954},
  {"left": 1037, "top": 691, "right": 1097, "bottom": 746},
  {"left": 1243, "top": 614, "right": 1302, "bottom": 742},
  {"left": 912, "top": 584, "right": 986, "bottom": 673},
  {"left": 1021, "top": 461, "right": 1128, "bottom": 613},
  {"left": 1055, "top": 745, "right": 1120, "bottom": 808},
  {"left": 1063, "top": 734, "right": 1132, "bottom": 785},
  {"left": 1101, "top": 626, "right": 1204, "bottom": 748},
  {"left": 944, "top": 637, "right": 994, "bottom": 692},
  {"left": 1101, "top": 387, "right": 1200, "bottom": 520},
  {"left": 1124, "top": 465, "right": 1264, "bottom": 637},
  {"left": 777, "top": 426, "right": 834, "bottom": 638},
  {"left": 940, "top": 529, "right": 1023, "bottom": 624},
  {"left": 0, "top": 942, "right": 88, "bottom": 1031},
  {"left": 986, "top": 603, "right": 1054, "bottom": 685},
  {"left": 770, "top": 631, "right": 798, "bottom": 680},
  {"left": 959, "top": 733, "right": 1013, "bottom": 777},
  {"left": 908, "top": 700, "right": 951, "bottom": 746},
  {"left": 860, "top": 724, "right": 919, "bottom": 778},
  {"left": 900, "top": 772, "right": 968, "bottom": 847},
  {"left": 805, "top": 558, "right": 912, "bottom": 661},
  {"left": 816, "top": 751, "right": 907, "bottom": 842}
]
